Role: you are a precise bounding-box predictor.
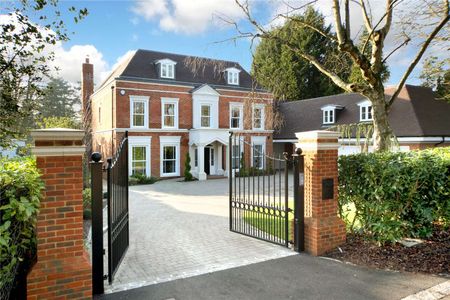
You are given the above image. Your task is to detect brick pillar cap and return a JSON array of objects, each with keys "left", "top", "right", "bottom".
[
  {"left": 31, "top": 128, "right": 85, "bottom": 156},
  {"left": 31, "top": 128, "right": 84, "bottom": 141},
  {"left": 295, "top": 130, "right": 339, "bottom": 140},
  {"left": 295, "top": 130, "right": 340, "bottom": 151}
]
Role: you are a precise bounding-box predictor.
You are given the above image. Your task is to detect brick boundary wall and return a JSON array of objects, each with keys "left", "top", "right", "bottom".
[
  {"left": 27, "top": 129, "right": 92, "bottom": 300},
  {"left": 295, "top": 130, "right": 346, "bottom": 256}
]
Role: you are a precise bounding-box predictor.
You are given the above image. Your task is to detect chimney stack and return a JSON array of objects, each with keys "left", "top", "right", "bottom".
[
  {"left": 81, "top": 56, "right": 94, "bottom": 172},
  {"left": 82, "top": 56, "right": 94, "bottom": 114}
]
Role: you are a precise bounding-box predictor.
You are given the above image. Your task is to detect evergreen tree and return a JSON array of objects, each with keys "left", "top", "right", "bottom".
[
  {"left": 184, "top": 152, "right": 193, "bottom": 181},
  {"left": 38, "top": 77, "right": 81, "bottom": 119},
  {"left": 252, "top": 7, "right": 351, "bottom": 100}
]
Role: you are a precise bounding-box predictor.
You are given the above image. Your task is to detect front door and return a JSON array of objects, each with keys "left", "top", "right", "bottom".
[{"left": 204, "top": 147, "right": 210, "bottom": 175}]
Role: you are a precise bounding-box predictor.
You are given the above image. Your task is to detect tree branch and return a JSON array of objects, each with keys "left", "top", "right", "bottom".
[
  {"left": 388, "top": 0, "right": 449, "bottom": 107},
  {"left": 280, "top": 16, "right": 337, "bottom": 41},
  {"left": 382, "top": 37, "right": 411, "bottom": 63},
  {"left": 345, "top": 0, "right": 351, "bottom": 38},
  {"left": 332, "top": 0, "right": 346, "bottom": 43},
  {"left": 359, "top": 0, "right": 373, "bottom": 32}
]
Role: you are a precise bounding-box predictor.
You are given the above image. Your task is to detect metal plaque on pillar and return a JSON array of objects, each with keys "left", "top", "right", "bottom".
[{"left": 322, "top": 178, "right": 334, "bottom": 200}]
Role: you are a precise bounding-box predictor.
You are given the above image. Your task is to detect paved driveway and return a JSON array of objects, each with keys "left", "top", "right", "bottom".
[{"left": 106, "top": 178, "right": 294, "bottom": 293}]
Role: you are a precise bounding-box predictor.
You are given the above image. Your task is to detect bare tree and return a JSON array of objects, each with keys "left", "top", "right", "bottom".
[{"left": 227, "top": 0, "right": 449, "bottom": 151}]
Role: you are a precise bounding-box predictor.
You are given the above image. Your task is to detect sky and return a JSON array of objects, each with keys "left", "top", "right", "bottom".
[{"left": 7, "top": 0, "right": 448, "bottom": 89}]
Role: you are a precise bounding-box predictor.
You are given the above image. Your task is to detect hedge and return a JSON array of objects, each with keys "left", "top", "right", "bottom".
[
  {"left": 0, "top": 157, "right": 43, "bottom": 295},
  {"left": 338, "top": 147, "right": 450, "bottom": 243}
]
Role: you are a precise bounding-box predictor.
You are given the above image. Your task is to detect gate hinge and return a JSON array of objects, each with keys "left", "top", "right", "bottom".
[
  {"left": 103, "top": 275, "right": 108, "bottom": 280},
  {"left": 103, "top": 249, "right": 106, "bottom": 255}
]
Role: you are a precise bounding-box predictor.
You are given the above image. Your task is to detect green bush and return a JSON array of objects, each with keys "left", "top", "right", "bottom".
[
  {"left": 184, "top": 152, "right": 193, "bottom": 181},
  {"left": 338, "top": 148, "right": 450, "bottom": 244},
  {"left": 82, "top": 188, "right": 91, "bottom": 220},
  {"left": 0, "top": 157, "right": 43, "bottom": 289},
  {"left": 129, "top": 174, "right": 158, "bottom": 185},
  {"left": 37, "top": 116, "right": 81, "bottom": 129}
]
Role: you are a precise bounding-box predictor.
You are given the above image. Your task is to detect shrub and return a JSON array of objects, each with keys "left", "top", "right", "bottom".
[
  {"left": 129, "top": 174, "right": 158, "bottom": 185},
  {"left": 338, "top": 148, "right": 450, "bottom": 244},
  {"left": 82, "top": 188, "right": 91, "bottom": 220},
  {"left": 37, "top": 116, "right": 81, "bottom": 129},
  {"left": 184, "top": 152, "right": 193, "bottom": 181},
  {"left": 0, "top": 157, "right": 43, "bottom": 291}
]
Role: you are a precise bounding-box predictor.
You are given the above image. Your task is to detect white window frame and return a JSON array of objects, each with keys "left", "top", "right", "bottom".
[
  {"left": 130, "top": 96, "right": 149, "bottom": 128},
  {"left": 252, "top": 104, "right": 265, "bottom": 130},
  {"left": 229, "top": 103, "right": 243, "bottom": 130},
  {"left": 160, "top": 136, "right": 181, "bottom": 177},
  {"left": 358, "top": 100, "right": 373, "bottom": 122},
  {"left": 321, "top": 106, "right": 335, "bottom": 124},
  {"left": 200, "top": 104, "right": 212, "bottom": 128},
  {"left": 161, "top": 98, "right": 179, "bottom": 129},
  {"left": 231, "top": 137, "right": 244, "bottom": 170},
  {"left": 226, "top": 67, "right": 240, "bottom": 85},
  {"left": 251, "top": 136, "right": 266, "bottom": 169},
  {"left": 161, "top": 63, "right": 175, "bottom": 79},
  {"left": 157, "top": 59, "right": 177, "bottom": 79},
  {"left": 128, "top": 136, "right": 151, "bottom": 176}
]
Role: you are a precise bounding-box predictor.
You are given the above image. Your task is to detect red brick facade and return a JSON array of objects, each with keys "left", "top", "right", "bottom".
[
  {"left": 89, "top": 75, "right": 274, "bottom": 179},
  {"left": 27, "top": 130, "right": 91, "bottom": 300}
]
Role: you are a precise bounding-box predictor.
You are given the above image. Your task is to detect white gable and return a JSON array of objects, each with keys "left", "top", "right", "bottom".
[{"left": 192, "top": 84, "right": 220, "bottom": 96}]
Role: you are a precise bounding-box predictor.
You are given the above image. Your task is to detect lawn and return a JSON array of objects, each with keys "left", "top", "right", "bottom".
[{"left": 242, "top": 201, "right": 294, "bottom": 241}]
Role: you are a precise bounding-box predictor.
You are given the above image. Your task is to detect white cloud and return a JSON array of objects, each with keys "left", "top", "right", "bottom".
[
  {"left": 51, "top": 44, "right": 109, "bottom": 86},
  {"left": 131, "top": 0, "right": 247, "bottom": 34}
]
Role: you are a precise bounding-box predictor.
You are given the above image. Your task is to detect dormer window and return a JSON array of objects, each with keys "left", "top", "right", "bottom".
[
  {"left": 321, "top": 105, "right": 343, "bottom": 125},
  {"left": 156, "top": 59, "right": 176, "bottom": 79},
  {"left": 225, "top": 67, "right": 240, "bottom": 85},
  {"left": 358, "top": 100, "right": 373, "bottom": 122}
]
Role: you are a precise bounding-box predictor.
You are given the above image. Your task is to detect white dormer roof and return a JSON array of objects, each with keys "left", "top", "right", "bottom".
[
  {"left": 225, "top": 67, "right": 241, "bottom": 73},
  {"left": 155, "top": 58, "right": 177, "bottom": 65},
  {"left": 321, "top": 104, "right": 344, "bottom": 110},
  {"left": 357, "top": 99, "right": 372, "bottom": 106}
]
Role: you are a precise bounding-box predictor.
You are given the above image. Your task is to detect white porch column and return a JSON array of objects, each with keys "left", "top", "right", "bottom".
[
  {"left": 189, "top": 145, "right": 195, "bottom": 175},
  {"left": 225, "top": 145, "right": 230, "bottom": 178},
  {"left": 197, "top": 144, "right": 207, "bottom": 180},
  {"left": 217, "top": 144, "right": 224, "bottom": 175}
]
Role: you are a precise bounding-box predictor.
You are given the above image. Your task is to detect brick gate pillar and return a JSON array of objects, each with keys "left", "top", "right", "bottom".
[
  {"left": 295, "top": 130, "right": 346, "bottom": 256},
  {"left": 27, "top": 129, "right": 92, "bottom": 299}
]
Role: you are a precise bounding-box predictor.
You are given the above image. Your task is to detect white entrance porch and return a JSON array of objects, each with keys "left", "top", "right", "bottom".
[{"left": 189, "top": 129, "right": 229, "bottom": 180}]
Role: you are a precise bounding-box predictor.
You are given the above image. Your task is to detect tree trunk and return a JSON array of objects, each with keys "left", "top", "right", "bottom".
[{"left": 367, "top": 88, "right": 394, "bottom": 152}]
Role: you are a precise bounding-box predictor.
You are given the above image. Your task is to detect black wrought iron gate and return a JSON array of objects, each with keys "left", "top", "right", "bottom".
[
  {"left": 228, "top": 132, "right": 304, "bottom": 249},
  {"left": 106, "top": 132, "right": 130, "bottom": 283},
  {"left": 91, "top": 131, "right": 130, "bottom": 295}
]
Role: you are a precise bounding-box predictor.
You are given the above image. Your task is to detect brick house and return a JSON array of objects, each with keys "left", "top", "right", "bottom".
[
  {"left": 82, "top": 49, "right": 273, "bottom": 180},
  {"left": 274, "top": 85, "right": 450, "bottom": 156}
]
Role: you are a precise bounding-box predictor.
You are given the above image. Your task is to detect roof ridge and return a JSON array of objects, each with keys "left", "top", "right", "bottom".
[
  {"left": 137, "top": 49, "right": 241, "bottom": 66},
  {"left": 279, "top": 92, "right": 363, "bottom": 104}
]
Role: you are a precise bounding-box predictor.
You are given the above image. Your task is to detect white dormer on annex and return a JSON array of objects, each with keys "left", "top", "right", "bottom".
[
  {"left": 156, "top": 58, "right": 177, "bottom": 79},
  {"left": 321, "top": 104, "right": 344, "bottom": 125},
  {"left": 357, "top": 99, "right": 373, "bottom": 122},
  {"left": 225, "top": 67, "right": 240, "bottom": 85}
]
